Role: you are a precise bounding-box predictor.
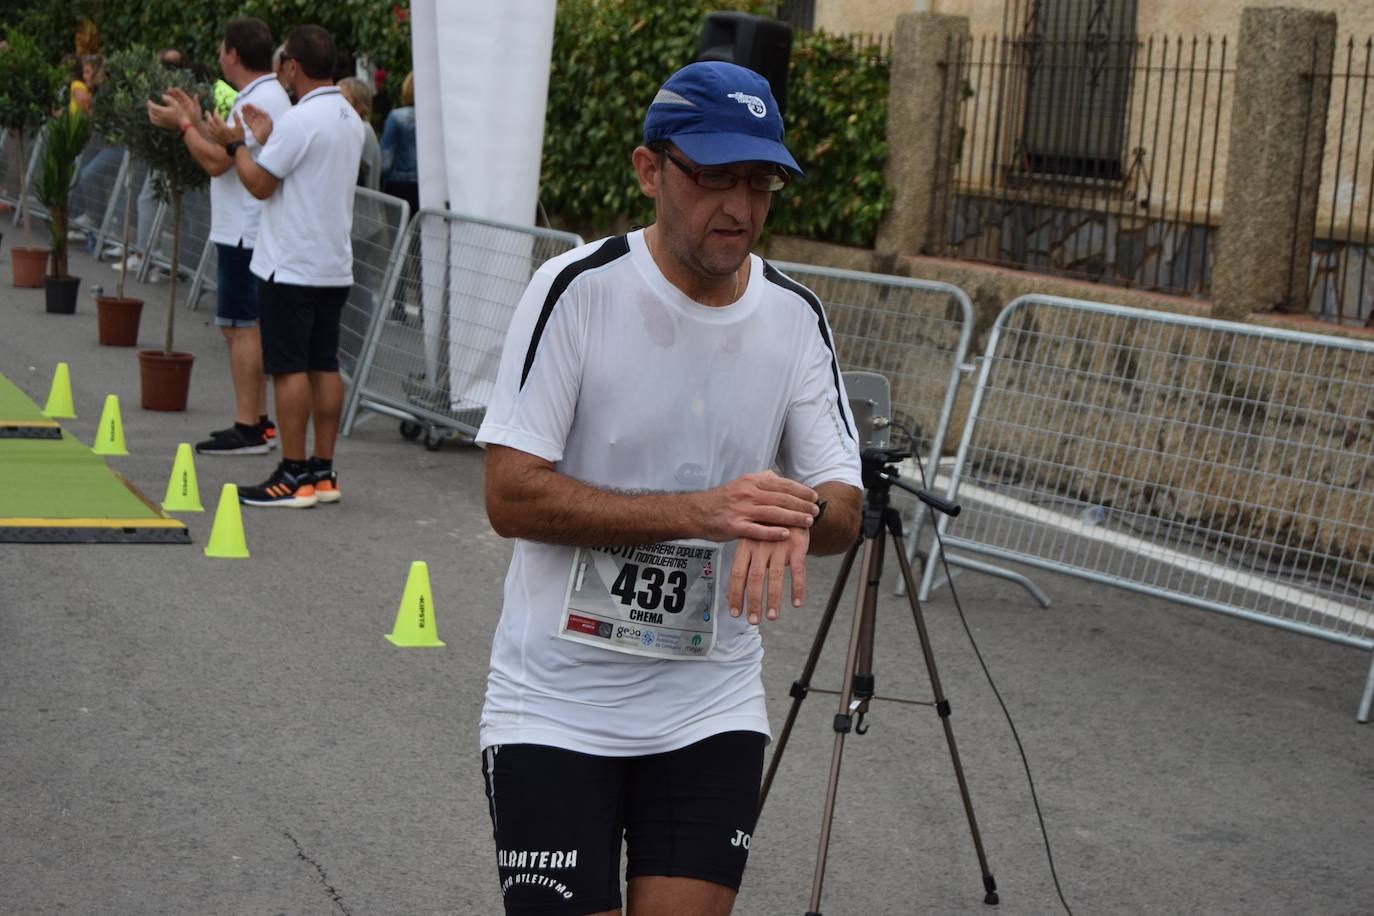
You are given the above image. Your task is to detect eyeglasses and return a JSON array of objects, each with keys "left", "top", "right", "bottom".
[{"left": 654, "top": 145, "right": 789, "bottom": 192}]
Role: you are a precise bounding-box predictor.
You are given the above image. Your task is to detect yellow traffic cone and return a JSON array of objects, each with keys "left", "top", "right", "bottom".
[
  {"left": 386, "top": 561, "right": 446, "bottom": 647},
  {"left": 42, "top": 362, "right": 76, "bottom": 419},
  {"left": 161, "top": 443, "right": 203, "bottom": 512},
  {"left": 204, "top": 484, "right": 249, "bottom": 558},
  {"left": 91, "top": 394, "right": 128, "bottom": 455}
]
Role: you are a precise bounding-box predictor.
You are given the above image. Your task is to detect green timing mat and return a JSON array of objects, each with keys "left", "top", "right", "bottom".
[
  {"left": 0, "top": 372, "right": 61, "bottom": 439},
  {"left": 0, "top": 378, "right": 189, "bottom": 544}
]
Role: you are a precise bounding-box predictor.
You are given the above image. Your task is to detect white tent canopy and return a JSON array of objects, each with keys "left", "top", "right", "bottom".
[{"left": 408, "top": 1, "right": 557, "bottom": 408}]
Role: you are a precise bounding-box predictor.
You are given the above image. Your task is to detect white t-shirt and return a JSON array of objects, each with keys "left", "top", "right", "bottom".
[
  {"left": 250, "top": 86, "right": 365, "bottom": 286},
  {"left": 208, "top": 73, "right": 291, "bottom": 248},
  {"left": 475, "top": 229, "right": 864, "bottom": 756}
]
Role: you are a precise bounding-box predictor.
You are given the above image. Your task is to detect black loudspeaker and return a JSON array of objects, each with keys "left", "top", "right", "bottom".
[{"left": 695, "top": 12, "right": 793, "bottom": 113}]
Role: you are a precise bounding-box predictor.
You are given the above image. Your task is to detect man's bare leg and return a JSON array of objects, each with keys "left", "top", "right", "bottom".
[
  {"left": 627, "top": 876, "right": 736, "bottom": 916},
  {"left": 307, "top": 370, "right": 343, "bottom": 460},
  {"left": 223, "top": 325, "right": 265, "bottom": 426},
  {"left": 272, "top": 372, "right": 312, "bottom": 460}
]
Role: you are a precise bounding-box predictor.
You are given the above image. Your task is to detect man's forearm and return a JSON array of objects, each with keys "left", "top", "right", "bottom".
[
  {"left": 806, "top": 482, "right": 862, "bottom": 555},
  {"left": 184, "top": 125, "right": 233, "bottom": 176},
  {"left": 232, "top": 147, "right": 278, "bottom": 199},
  {"left": 485, "top": 445, "right": 820, "bottom": 546},
  {"left": 487, "top": 463, "right": 705, "bottom": 546}
]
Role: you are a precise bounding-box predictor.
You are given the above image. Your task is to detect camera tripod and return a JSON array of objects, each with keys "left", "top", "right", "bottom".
[{"left": 757, "top": 447, "right": 999, "bottom": 914}]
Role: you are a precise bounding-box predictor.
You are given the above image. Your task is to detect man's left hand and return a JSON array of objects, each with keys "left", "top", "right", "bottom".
[
  {"left": 239, "top": 105, "right": 274, "bottom": 145},
  {"left": 204, "top": 110, "right": 245, "bottom": 146},
  {"left": 728, "top": 526, "right": 810, "bottom": 625}
]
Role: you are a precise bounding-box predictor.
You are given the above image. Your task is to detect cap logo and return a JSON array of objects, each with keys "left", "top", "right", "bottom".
[{"left": 727, "top": 91, "right": 767, "bottom": 118}]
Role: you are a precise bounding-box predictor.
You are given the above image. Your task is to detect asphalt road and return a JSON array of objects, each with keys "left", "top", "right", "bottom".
[{"left": 1, "top": 245, "right": 1371, "bottom": 915}]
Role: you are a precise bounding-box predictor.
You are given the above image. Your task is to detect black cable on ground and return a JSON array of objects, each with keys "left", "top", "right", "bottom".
[{"left": 896, "top": 421, "right": 1076, "bottom": 916}]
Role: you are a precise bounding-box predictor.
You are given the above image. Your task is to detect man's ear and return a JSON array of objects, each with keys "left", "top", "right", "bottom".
[{"left": 632, "top": 145, "right": 661, "bottom": 199}]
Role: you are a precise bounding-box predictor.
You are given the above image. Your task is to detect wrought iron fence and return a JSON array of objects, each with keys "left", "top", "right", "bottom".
[
  {"left": 1295, "top": 37, "right": 1374, "bottom": 327},
  {"left": 929, "top": 33, "right": 1232, "bottom": 298},
  {"left": 773, "top": 0, "right": 815, "bottom": 32}
]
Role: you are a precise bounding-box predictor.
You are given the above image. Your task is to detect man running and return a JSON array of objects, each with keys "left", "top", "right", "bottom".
[{"left": 476, "top": 61, "right": 864, "bottom": 915}]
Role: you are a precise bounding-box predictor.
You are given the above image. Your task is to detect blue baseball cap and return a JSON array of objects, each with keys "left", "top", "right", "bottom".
[{"left": 643, "top": 61, "right": 802, "bottom": 176}]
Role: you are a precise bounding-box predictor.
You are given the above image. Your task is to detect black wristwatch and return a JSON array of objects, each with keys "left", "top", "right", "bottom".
[
  {"left": 225, "top": 140, "right": 245, "bottom": 158},
  {"left": 814, "top": 499, "right": 829, "bottom": 524}
]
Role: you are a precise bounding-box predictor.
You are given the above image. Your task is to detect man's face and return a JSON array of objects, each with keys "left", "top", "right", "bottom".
[
  {"left": 637, "top": 144, "right": 777, "bottom": 284},
  {"left": 276, "top": 56, "right": 299, "bottom": 103}
]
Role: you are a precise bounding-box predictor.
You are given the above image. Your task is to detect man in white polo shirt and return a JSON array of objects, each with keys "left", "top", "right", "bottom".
[
  {"left": 148, "top": 18, "right": 292, "bottom": 457},
  {"left": 206, "top": 24, "right": 364, "bottom": 508}
]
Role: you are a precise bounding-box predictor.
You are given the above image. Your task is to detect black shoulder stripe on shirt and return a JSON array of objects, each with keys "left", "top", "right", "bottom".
[
  {"left": 762, "top": 260, "right": 856, "bottom": 442},
  {"left": 520, "top": 235, "right": 631, "bottom": 389}
]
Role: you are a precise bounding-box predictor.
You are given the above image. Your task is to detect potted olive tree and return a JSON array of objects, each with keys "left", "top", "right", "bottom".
[
  {"left": 89, "top": 48, "right": 148, "bottom": 345},
  {"left": 33, "top": 108, "right": 92, "bottom": 313},
  {"left": 0, "top": 30, "right": 62, "bottom": 287},
  {"left": 115, "top": 48, "right": 209, "bottom": 411}
]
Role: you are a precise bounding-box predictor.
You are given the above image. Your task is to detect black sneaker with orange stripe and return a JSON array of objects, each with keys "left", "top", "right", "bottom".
[
  {"left": 238, "top": 463, "right": 318, "bottom": 508},
  {"left": 205, "top": 418, "right": 278, "bottom": 451},
  {"left": 307, "top": 467, "right": 340, "bottom": 503}
]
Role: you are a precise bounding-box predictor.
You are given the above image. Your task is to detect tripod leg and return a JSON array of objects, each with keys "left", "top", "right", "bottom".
[
  {"left": 759, "top": 537, "right": 862, "bottom": 817},
  {"left": 889, "top": 524, "right": 1000, "bottom": 906},
  {"left": 807, "top": 532, "right": 886, "bottom": 915}
]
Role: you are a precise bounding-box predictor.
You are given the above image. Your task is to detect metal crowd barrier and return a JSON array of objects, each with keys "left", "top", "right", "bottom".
[
  {"left": 922, "top": 294, "right": 1374, "bottom": 721},
  {"left": 0, "top": 129, "right": 21, "bottom": 208},
  {"left": 769, "top": 262, "right": 986, "bottom": 576},
  {"left": 3, "top": 132, "right": 136, "bottom": 265},
  {"left": 101, "top": 157, "right": 152, "bottom": 261},
  {"left": 184, "top": 236, "right": 217, "bottom": 308},
  {"left": 66, "top": 137, "right": 123, "bottom": 244},
  {"left": 139, "top": 187, "right": 212, "bottom": 288},
  {"left": 89, "top": 151, "right": 138, "bottom": 259},
  {"left": 183, "top": 188, "right": 410, "bottom": 327},
  {"left": 4, "top": 126, "right": 47, "bottom": 223},
  {"left": 340, "top": 208, "right": 583, "bottom": 446},
  {"left": 340, "top": 187, "right": 411, "bottom": 381}
]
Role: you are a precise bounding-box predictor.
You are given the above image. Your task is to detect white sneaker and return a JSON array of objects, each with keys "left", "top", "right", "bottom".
[
  {"left": 71, "top": 214, "right": 97, "bottom": 231},
  {"left": 112, "top": 254, "right": 144, "bottom": 272}
]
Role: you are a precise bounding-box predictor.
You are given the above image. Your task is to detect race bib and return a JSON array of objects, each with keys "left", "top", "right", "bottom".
[{"left": 560, "top": 539, "right": 720, "bottom": 659}]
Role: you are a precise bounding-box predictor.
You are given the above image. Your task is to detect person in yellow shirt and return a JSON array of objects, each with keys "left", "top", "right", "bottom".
[{"left": 68, "top": 55, "right": 102, "bottom": 115}]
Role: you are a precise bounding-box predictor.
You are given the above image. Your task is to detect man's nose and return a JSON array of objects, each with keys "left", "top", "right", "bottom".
[{"left": 720, "top": 179, "right": 753, "bottom": 220}]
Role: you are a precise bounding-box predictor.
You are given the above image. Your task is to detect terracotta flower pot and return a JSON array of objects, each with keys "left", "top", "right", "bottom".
[
  {"left": 11, "top": 246, "right": 49, "bottom": 288},
  {"left": 137, "top": 349, "right": 195, "bottom": 412},
  {"left": 96, "top": 296, "right": 144, "bottom": 346},
  {"left": 44, "top": 275, "right": 81, "bottom": 314}
]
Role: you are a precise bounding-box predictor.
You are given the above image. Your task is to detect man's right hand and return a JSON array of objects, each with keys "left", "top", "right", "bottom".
[
  {"left": 162, "top": 87, "right": 203, "bottom": 126},
  {"left": 146, "top": 97, "right": 182, "bottom": 131},
  {"left": 695, "top": 470, "right": 818, "bottom": 543}
]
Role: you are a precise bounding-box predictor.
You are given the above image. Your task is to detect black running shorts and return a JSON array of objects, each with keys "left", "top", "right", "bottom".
[
  {"left": 258, "top": 277, "right": 349, "bottom": 375},
  {"left": 481, "top": 731, "right": 765, "bottom": 915}
]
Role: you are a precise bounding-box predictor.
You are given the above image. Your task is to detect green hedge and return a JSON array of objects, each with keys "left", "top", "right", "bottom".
[
  {"left": 3, "top": 1, "right": 893, "bottom": 247},
  {"left": 0, "top": 0, "right": 413, "bottom": 115},
  {"left": 766, "top": 32, "right": 891, "bottom": 248},
  {"left": 542, "top": 1, "right": 892, "bottom": 247}
]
